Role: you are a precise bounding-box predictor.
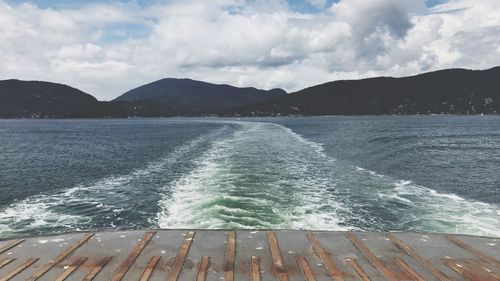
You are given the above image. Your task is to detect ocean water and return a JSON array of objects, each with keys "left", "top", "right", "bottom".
[{"left": 0, "top": 116, "right": 498, "bottom": 238}]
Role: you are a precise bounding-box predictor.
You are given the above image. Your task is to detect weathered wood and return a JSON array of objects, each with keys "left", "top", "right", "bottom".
[
  {"left": 443, "top": 258, "right": 498, "bottom": 281},
  {"left": 0, "top": 257, "right": 38, "bottom": 281},
  {"left": 139, "top": 256, "right": 161, "bottom": 281},
  {"left": 109, "top": 230, "right": 156, "bottom": 281},
  {"left": 387, "top": 233, "right": 453, "bottom": 281},
  {"left": 0, "top": 259, "right": 14, "bottom": 270},
  {"left": 196, "top": 256, "right": 210, "bottom": 281},
  {"left": 167, "top": 231, "right": 195, "bottom": 281},
  {"left": 26, "top": 233, "right": 94, "bottom": 281},
  {"left": 82, "top": 256, "right": 112, "bottom": 281},
  {"left": 54, "top": 257, "right": 88, "bottom": 281},
  {"left": 0, "top": 240, "right": 24, "bottom": 255},
  {"left": 394, "top": 258, "right": 425, "bottom": 281},
  {"left": 466, "top": 260, "right": 500, "bottom": 280},
  {"left": 267, "top": 231, "right": 289, "bottom": 281},
  {"left": 346, "top": 233, "right": 398, "bottom": 281},
  {"left": 306, "top": 231, "right": 344, "bottom": 281},
  {"left": 346, "top": 258, "right": 371, "bottom": 281},
  {"left": 447, "top": 235, "right": 500, "bottom": 269},
  {"left": 0, "top": 230, "right": 497, "bottom": 281},
  {"left": 224, "top": 231, "right": 236, "bottom": 281},
  {"left": 296, "top": 256, "right": 316, "bottom": 281},
  {"left": 250, "top": 256, "right": 261, "bottom": 281}
]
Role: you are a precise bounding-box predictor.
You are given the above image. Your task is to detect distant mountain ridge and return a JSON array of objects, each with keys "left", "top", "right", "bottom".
[
  {"left": 0, "top": 79, "right": 115, "bottom": 118},
  {"left": 1, "top": 67, "right": 500, "bottom": 118},
  {"left": 224, "top": 67, "right": 500, "bottom": 116},
  {"left": 113, "top": 78, "right": 286, "bottom": 115}
]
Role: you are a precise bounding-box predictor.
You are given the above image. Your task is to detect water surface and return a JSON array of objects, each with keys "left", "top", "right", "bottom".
[{"left": 0, "top": 116, "right": 498, "bottom": 238}]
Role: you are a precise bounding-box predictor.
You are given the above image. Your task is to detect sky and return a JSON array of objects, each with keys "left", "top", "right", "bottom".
[{"left": 1, "top": 0, "right": 499, "bottom": 100}]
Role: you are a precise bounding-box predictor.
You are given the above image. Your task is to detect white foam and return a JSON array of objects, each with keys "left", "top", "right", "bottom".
[
  {"left": 157, "top": 121, "right": 350, "bottom": 231},
  {"left": 354, "top": 165, "right": 500, "bottom": 237},
  {"left": 0, "top": 125, "right": 231, "bottom": 238}
]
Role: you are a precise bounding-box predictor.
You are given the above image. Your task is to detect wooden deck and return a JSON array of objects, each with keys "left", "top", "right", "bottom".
[{"left": 0, "top": 230, "right": 499, "bottom": 280}]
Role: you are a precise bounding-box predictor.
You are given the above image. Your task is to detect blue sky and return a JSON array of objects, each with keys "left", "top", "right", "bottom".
[{"left": 1, "top": 0, "right": 498, "bottom": 100}]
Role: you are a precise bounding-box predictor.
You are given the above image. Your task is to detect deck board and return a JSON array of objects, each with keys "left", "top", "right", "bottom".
[{"left": 0, "top": 230, "right": 497, "bottom": 281}]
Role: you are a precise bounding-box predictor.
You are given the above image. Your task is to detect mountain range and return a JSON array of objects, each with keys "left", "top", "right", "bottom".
[
  {"left": 1, "top": 66, "right": 499, "bottom": 118},
  {"left": 225, "top": 66, "right": 500, "bottom": 116},
  {"left": 114, "top": 78, "right": 286, "bottom": 116}
]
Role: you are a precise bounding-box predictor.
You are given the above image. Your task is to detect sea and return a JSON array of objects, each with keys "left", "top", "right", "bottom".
[{"left": 0, "top": 116, "right": 499, "bottom": 238}]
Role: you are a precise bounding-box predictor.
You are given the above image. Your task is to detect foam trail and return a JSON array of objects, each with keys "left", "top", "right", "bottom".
[
  {"left": 158, "top": 120, "right": 500, "bottom": 237},
  {"left": 0, "top": 126, "right": 231, "bottom": 238},
  {"left": 157, "top": 121, "right": 350, "bottom": 230}
]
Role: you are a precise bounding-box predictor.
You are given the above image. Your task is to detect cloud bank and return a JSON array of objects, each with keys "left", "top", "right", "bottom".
[{"left": 0, "top": 0, "right": 499, "bottom": 100}]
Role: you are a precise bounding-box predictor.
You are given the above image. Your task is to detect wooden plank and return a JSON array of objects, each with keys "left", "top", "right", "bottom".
[
  {"left": 296, "top": 256, "right": 316, "bottom": 281},
  {"left": 394, "top": 258, "right": 425, "bottom": 281},
  {"left": 139, "top": 256, "right": 161, "bottom": 281},
  {"left": 54, "top": 257, "right": 88, "bottom": 281},
  {"left": 266, "top": 231, "right": 289, "bottom": 281},
  {"left": 346, "top": 233, "right": 398, "bottom": 281},
  {"left": 167, "top": 231, "right": 195, "bottom": 281},
  {"left": 0, "top": 240, "right": 24, "bottom": 255},
  {"left": 196, "top": 256, "right": 210, "bottom": 281},
  {"left": 0, "top": 259, "right": 15, "bottom": 270},
  {"left": 346, "top": 258, "right": 371, "bottom": 281},
  {"left": 109, "top": 230, "right": 156, "bottom": 281},
  {"left": 387, "top": 233, "right": 453, "bottom": 281},
  {"left": 224, "top": 231, "right": 236, "bottom": 281},
  {"left": 447, "top": 235, "right": 500, "bottom": 268},
  {"left": 467, "top": 260, "right": 500, "bottom": 280},
  {"left": 0, "top": 257, "right": 38, "bottom": 281},
  {"left": 27, "top": 233, "right": 94, "bottom": 281},
  {"left": 443, "top": 258, "right": 498, "bottom": 281},
  {"left": 82, "top": 256, "right": 113, "bottom": 281},
  {"left": 250, "top": 256, "right": 261, "bottom": 281},
  {"left": 306, "top": 231, "right": 345, "bottom": 281}
]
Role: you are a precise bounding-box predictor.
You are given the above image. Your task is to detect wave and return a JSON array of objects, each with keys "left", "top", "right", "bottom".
[
  {"left": 352, "top": 167, "right": 500, "bottom": 237},
  {"left": 157, "top": 121, "right": 352, "bottom": 230},
  {"left": 157, "top": 120, "right": 499, "bottom": 237},
  {"left": 0, "top": 125, "right": 231, "bottom": 238},
  {"left": 1, "top": 119, "right": 498, "bottom": 238}
]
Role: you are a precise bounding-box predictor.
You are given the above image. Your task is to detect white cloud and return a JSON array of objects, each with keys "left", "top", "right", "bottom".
[
  {"left": 308, "top": 0, "right": 327, "bottom": 8},
  {"left": 0, "top": 0, "right": 499, "bottom": 100}
]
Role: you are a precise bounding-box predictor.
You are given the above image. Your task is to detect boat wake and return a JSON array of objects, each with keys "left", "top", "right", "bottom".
[
  {"left": 157, "top": 121, "right": 500, "bottom": 237},
  {"left": 1, "top": 120, "right": 498, "bottom": 238}
]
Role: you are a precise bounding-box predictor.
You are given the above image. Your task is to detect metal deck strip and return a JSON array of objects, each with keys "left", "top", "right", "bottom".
[
  {"left": 26, "top": 233, "right": 94, "bottom": 281},
  {"left": 82, "top": 256, "right": 113, "bottom": 281},
  {"left": 110, "top": 230, "right": 156, "bottom": 281},
  {"left": 195, "top": 256, "right": 210, "bottom": 281},
  {"left": 224, "top": 231, "right": 236, "bottom": 281},
  {"left": 306, "top": 231, "right": 345, "bottom": 281},
  {"left": 447, "top": 235, "right": 500, "bottom": 269},
  {"left": 166, "top": 231, "right": 195, "bottom": 281},
  {"left": 0, "top": 257, "right": 39, "bottom": 281},
  {"left": 250, "top": 256, "right": 261, "bottom": 281},
  {"left": 387, "top": 233, "right": 453, "bottom": 281},
  {"left": 296, "top": 256, "right": 316, "bottom": 281},
  {"left": 0, "top": 240, "right": 24, "bottom": 255},
  {"left": 346, "top": 233, "right": 398, "bottom": 281},
  {"left": 0, "top": 259, "right": 15, "bottom": 270},
  {"left": 139, "top": 256, "right": 161, "bottom": 281},
  {"left": 394, "top": 258, "right": 425, "bottom": 281},
  {"left": 266, "top": 231, "right": 288, "bottom": 281},
  {"left": 54, "top": 257, "right": 88, "bottom": 281},
  {"left": 346, "top": 258, "right": 371, "bottom": 281},
  {"left": 443, "top": 258, "right": 498, "bottom": 281}
]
